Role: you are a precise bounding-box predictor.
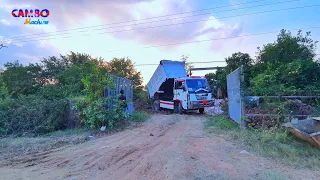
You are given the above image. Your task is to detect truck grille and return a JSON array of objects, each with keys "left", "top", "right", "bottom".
[{"left": 196, "top": 94, "right": 208, "bottom": 100}]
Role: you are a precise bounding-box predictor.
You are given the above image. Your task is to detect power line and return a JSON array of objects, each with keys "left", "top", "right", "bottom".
[
  {"left": 9, "top": 0, "right": 301, "bottom": 41},
  {"left": 9, "top": 4, "right": 319, "bottom": 44},
  {"left": 105, "top": 26, "right": 320, "bottom": 52},
  {"left": 134, "top": 61, "right": 226, "bottom": 66},
  {"left": 7, "top": 0, "right": 273, "bottom": 39}
]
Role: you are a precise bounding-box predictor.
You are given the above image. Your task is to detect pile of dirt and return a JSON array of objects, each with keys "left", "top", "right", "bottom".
[
  {"left": 205, "top": 99, "right": 225, "bottom": 116},
  {"left": 133, "top": 100, "right": 153, "bottom": 113}
]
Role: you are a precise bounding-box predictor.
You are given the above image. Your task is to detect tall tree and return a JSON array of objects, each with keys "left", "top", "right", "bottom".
[
  {"left": 1, "top": 61, "right": 43, "bottom": 97},
  {"left": 181, "top": 55, "right": 193, "bottom": 75},
  {"left": 105, "top": 57, "right": 143, "bottom": 95},
  {"left": 250, "top": 30, "right": 320, "bottom": 95},
  {"left": 256, "top": 29, "right": 318, "bottom": 65},
  {"left": 205, "top": 52, "right": 253, "bottom": 97},
  {"left": 225, "top": 52, "right": 253, "bottom": 71}
]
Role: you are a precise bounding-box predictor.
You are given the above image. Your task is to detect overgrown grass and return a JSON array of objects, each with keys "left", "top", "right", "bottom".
[
  {"left": 128, "top": 112, "right": 151, "bottom": 122},
  {"left": 257, "top": 169, "right": 288, "bottom": 180},
  {"left": 205, "top": 115, "right": 320, "bottom": 169},
  {"left": 43, "top": 128, "right": 92, "bottom": 137},
  {"left": 0, "top": 128, "right": 92, "bottom": 165}
]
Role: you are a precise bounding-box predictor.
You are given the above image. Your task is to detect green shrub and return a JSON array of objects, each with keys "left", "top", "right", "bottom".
[
  {"left": 0, "top": 95, "right": 69, "bottom": 136},
  {"left": 37, "top": 85, "right": 69, "bottom": 100},
  {"left": 128, "top": 112, "right": 150, "bottom": 122},
  {"left": 75, "top": 98, "right": 127, "bottom": 129}
]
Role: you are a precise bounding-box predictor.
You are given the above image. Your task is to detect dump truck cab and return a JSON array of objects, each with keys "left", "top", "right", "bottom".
[
  {"left": 178, "top": 76, "right": 213, "bottom": 108},
  {"left": 147, "top": 60, "right": 214, "bottom": 114}
]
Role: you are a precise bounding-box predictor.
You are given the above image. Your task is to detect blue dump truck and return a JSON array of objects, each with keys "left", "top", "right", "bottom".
[{"left": 147, "top": 60, "right": 214, "bottom": 114}]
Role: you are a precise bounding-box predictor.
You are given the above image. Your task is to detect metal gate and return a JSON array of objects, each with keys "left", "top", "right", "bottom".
[
  {"left": 227, "top": 66, "right": 245, "bottom": 127},
  {"left": 104, "top": 74, "right": 134, "bottom": 114}
]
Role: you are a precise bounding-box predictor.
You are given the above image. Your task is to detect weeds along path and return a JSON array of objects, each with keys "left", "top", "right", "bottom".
[{"left": 0, "top": 114, "right": 319, "bottom": 180}]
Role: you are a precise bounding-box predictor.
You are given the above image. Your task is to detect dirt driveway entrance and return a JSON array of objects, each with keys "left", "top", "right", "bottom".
[{"left": 0, "top": 114, "right": 318, "bottom": 180}]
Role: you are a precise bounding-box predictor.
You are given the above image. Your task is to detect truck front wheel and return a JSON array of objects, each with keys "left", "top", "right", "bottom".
[
  {"left": 199, "top": 108, "right": 204, "bottom": 114},
  {"left": 174, "top": 102, "right": 183, "bottom": 114}
]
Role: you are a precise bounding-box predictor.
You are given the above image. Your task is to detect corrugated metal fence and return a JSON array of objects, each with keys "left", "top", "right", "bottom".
[
  {"left": 227, "top": 66, "right": 245, "bottom": 128},
  {"left": 104, "top": 74, "right": 134, "bottom": 114}
]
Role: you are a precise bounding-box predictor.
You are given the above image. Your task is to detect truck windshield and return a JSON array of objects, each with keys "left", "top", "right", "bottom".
[{"left": 186, "top": 79, "right": 211, "bottom": 93}]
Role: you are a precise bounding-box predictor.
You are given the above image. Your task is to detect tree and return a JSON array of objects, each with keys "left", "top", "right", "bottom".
[
  {"left": 105, "top": 57, "right": 143, "bottom": 95},
  {"left": 249, "top": 29, "right": 320, "bottom": 95},
  {"left": 205, "top": 73, "right": 215, "bottom": 86},
  {"left": 181, "top": 55, "right": 193, "bottom": 75},
  {"left": 256, "top": 29, "right": 318, "bottom": 66},
  {"left": 41, "top": 56, "right": 69, "bottom": 79},
  {"left": 41, "top": 52, "right": 105, "bottom": 96},
  {"left": 1, "top": 61, "right": 43, "bottom": 97},
  {"left": 205, "top": 52, "right": 253, "bottom": 97},
  {"left": 225, "top": 52, "right": 253, "bottom": 71}
]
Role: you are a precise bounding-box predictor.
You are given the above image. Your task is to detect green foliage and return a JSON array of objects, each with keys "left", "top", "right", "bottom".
[
  {"left": 75, "top": 99, "right": 127, "bottom": 129},
  {"left": 1, "top": 61, "right": 43, "bottom": 97},
  {"left": 0, "top": 51, "right": 143, "bottom": 134},
  {"left": 74, "top": 63, "right": 128, "bottom": 129},
  {"left": 249, "top": 30, "right": 319, "bottom": 95},
  {"left": 0, "top": 84, "right": 10, "bottom": 100},
  {"left": 205, "top": 52, "right": 252, "bottom": 97},
  {"left": 205, "top": 73, "right": 215, "bottom": 85},
  {"left": 81, "top": 68, "right": 112, "bottom": 101},
  {"left": 206, "top": 115, "right": 320, "bottom": 169},
  {"left": 248, "top": 59, "right": 320, "bottom": 95},
  {"left": 37, "top": 85, "right": 68, "bottom": 100},
  {"left": 41, "top": 56, "right": 70, "bottom": 79},
  {"left": 225, "top": 52, "right": 253, "bottom": 71},
  {"left": 205, "top": 30, "right": 320, "bottom": 97},
  {"left": 257, "top": 30, "right": 317, "bottom": 65},
  {"left": 75, "top": 99, "right": 106, "bottom": 128},
  {"left": 105, "top": 57, "right": 143, "bottom": 98},
  {"left": 135, "top": 90, "right": 151, "bottom": 104},
  {"left": 0, "top": 95, "right": 68, "bottom": 136},
  {"left": 205, "top": 115, "right": 237, "bottom": 130},
  {"left": 128, "top": 112, "right": 150, "bottom": 122}
]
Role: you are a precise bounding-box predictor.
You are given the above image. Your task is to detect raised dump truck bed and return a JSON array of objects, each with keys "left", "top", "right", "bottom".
[{"left": 147, "top": 60, "right": 187, "bottom": 99}]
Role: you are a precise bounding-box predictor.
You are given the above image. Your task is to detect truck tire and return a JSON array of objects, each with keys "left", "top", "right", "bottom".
[
  {"left": 178, "top": 102, "right": 184, "bottom": 114},
  {"left": 153, "top": 100, "right": 160, "bottom": 112},
  {"left": 199, "top": 108, "right": 204, "bottom": 114},
  {"left": 174, "top": 102, "right": 183, "bottom": 114}
]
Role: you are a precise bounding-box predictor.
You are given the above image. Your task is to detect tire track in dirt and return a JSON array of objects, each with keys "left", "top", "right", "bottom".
[{"left": 1, "top": 114, "right": 319, "bottom": 180}]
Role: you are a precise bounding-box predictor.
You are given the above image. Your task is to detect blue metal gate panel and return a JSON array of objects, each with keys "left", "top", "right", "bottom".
[
  {"left": 227, "top": 66, "right": 243, "bottom": 124},
  {"left": 104, "top": 74, "right": 134, "bottom": 114}
]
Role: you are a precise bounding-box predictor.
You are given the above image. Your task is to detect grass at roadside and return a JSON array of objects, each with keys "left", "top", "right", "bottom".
[
  {"left": 205, "top": 115, "right": 320, "bottom": 169},
  {"left": 0, "top": 112, "right": 151, "bottom": 165},
  {"left": 128, "top": 112, "right": 151, "bottom": 122}
]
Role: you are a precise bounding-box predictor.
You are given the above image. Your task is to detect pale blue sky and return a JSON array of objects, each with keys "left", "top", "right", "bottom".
[{"left": 0, "top": 0, "right": 319, "bottom": 84}]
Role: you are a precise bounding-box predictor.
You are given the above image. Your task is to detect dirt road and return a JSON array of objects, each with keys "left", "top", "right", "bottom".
[{"left": 0, "top": 114, "right": 318, "bottom": 180}]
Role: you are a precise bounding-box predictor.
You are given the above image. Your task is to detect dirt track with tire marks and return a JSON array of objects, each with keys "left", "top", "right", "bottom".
[{"left": 0, "top": 114, "right": 318, "bottom": 180}]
